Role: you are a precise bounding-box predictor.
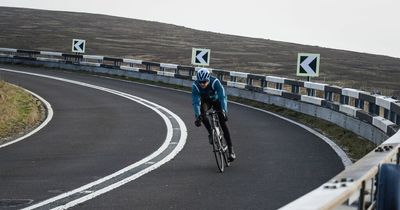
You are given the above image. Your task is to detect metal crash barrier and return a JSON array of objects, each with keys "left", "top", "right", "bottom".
[
  {"left": 1, "top": 47, "right": 400, "bottom": 209},
  {"left": 281, "top": 131, "right": 400, "bottom": 209}
]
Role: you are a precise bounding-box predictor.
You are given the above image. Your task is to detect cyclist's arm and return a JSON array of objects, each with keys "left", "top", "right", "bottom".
[
  {"left": 192, "top": 83, "right": 201, "bottom": 118},
  {"left": 213, "top": 79, "right": 228, "bottom": 113}
]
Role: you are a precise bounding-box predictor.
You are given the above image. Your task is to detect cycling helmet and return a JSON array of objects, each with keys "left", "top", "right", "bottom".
[{"left": 196, "top": 68, "right": 210, "bottom": 82}]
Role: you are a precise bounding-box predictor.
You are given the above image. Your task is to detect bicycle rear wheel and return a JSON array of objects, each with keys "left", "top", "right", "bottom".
[{"left": 212, "top": 130, "right": 224, "bottom": 172}]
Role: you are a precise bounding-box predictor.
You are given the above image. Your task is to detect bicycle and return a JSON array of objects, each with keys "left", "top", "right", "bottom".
[{"left": 205, "top": 110, "right": 230, "bottom": 172}]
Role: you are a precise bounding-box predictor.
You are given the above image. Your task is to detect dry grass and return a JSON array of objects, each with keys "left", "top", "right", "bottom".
[{"left": 0, "top": 80, "right": 41, "bottom": 142}]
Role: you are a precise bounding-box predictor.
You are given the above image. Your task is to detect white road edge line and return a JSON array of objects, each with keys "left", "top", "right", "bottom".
[
  {"left": 98, "top": 75, "right": 352, "bottom": 167},
  {"left": 0, "top": 68, "right": 187, "bottom": 210},
  {"left": 0, "top": 84, "right": 54, "bottom": 149}
]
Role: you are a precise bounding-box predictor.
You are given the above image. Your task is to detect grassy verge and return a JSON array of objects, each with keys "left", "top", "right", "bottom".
[
  {"left": 0, "top": 80, "right": 43, "bottom": 143},
  {"left": 76, "top": 70, "right": 376, "bottom": 162}
]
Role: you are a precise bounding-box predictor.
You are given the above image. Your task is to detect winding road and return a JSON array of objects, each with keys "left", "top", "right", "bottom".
[{"left": 0, "top": 64, "right": 343, "bottom": 209}]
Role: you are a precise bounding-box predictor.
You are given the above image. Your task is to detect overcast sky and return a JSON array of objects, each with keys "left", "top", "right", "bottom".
[{"left": 1, "top": 0, "right": 399, "bottom": 58}]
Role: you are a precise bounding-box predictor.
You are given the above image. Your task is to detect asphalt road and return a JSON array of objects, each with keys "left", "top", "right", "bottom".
[{"left": 0, "top": 64, "right": 343, "bottom": 210}]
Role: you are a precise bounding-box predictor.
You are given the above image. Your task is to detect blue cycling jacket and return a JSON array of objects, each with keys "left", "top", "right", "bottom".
[{"left": 192, "top": 76, "right": 227, "bottom": 118}]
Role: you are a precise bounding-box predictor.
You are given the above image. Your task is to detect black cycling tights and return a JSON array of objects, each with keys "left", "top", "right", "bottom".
[{"left": 200, "top": 98, "right": 233, "bottom": 148}]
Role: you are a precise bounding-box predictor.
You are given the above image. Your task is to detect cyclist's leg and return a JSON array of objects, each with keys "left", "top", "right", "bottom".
[
  {"left": 200, "top": 97, "right": 212, "bottom": 135},
  {"left": 212, "top": 100, "right": 233, "bottom": 148}
]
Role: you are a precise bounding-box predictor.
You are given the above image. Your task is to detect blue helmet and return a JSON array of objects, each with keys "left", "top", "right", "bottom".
[{"left": 196, "top": 68, "right": 210, "bottom": 82}]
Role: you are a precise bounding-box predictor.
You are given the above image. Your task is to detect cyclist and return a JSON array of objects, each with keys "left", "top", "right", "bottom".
[{"left": 192, "top": 67, "right": 236, "bottom": 161}]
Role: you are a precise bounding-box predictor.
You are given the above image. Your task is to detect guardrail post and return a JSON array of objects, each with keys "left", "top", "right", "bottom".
[
  {"left": 261, "top": 80, "right": 267, "bottom": 88},
  {"left": 355, "top": 99, "right": 365, "bottom": 109},
  {"left": 368, "top": 103, "right": 380, "bottom": 116},
  {"left": 375, "top": 105, "right": 381, "bottom": 116},
  {"left": 306, "top": 88, "right": 315, "bottom": 96},
  {"left": 218, "top": 74, "right": 224, "bottom": 83},
  {"left": 341, "top": 95, "right": 349, "bottom": 105},
  {"left": 384, "top": 109, "right": 389, "bottom": 119},
  {"left": 325, "top": 91, "right": 332, "bottom": 101},
  {"left": 368, "top": 103, "right": 373, "bottom": 114},
  {"left": 389, "top": 111, "right": 396, "bottom": 122},
  {"left": 370, "top": 176, "right": 376, "bottom": 208},
  {"left": 247, "top": 78, "right": 253, "bottom": 86},
  {"left": 358, "top": 181, "right": 366, "bottom": 210},
  {"left": 189, "top": 68, "right": 194, "bottom": 76},
  {"left": 291, "top": 85, "right": 299, "bottom": 93}
]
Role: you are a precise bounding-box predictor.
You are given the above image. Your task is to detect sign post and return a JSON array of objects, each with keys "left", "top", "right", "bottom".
[{"left": 296, "top": 53, "right": 320, "bottom": 81}]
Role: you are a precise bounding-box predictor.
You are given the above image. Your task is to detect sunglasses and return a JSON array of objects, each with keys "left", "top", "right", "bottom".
[{"left": 199, "top": 81, "right": 208, "bottom": 84}]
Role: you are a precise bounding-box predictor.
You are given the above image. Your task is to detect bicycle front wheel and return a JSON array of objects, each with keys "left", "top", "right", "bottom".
[{"left": 212, "top": 131, "right": 224, "bottom": 172}]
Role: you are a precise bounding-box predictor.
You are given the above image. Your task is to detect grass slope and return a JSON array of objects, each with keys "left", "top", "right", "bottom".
[{"left": 0, "top": 7, "right": 399, "bottom": 98}]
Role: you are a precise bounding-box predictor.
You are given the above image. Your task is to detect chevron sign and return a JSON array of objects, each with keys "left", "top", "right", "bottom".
[
  {"left": 191, "top": 48, "right": 210, "bottom": 66},
  {"left": 297, "top": 53, "right": 320, "bottom": 77},
  {"left": 72, "top": 39, "right": 86, "bottom": 53}
]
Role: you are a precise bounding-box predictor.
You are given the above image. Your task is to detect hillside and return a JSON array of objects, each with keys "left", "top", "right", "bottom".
[{"left": 0, "top": 7, "right": 399, "bottom": 97}]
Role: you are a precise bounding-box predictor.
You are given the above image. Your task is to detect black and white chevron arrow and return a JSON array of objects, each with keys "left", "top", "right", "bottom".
[
  {"left": 72, "top": 39, "right": 86, "bottom": 53},
  {"left": 191, "top": 48, "right": 210, "bottom": 66},
  {"left": 297, "top": 53, "right": 320, "bottom": 77}
]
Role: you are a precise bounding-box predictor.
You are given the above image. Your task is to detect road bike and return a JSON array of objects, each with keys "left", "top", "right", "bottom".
[{"left": 206, "top": 110, "right": 230, "bottom": 172}]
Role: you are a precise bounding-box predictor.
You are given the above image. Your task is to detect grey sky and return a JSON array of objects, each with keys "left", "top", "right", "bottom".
[{"left": 1, "top": 0, "right": 399, "bottom": 58}]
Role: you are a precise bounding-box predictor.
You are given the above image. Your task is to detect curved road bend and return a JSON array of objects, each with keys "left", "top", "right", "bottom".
[{"left": 0, "top": 64, "right": 343, "bottom": 209}]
